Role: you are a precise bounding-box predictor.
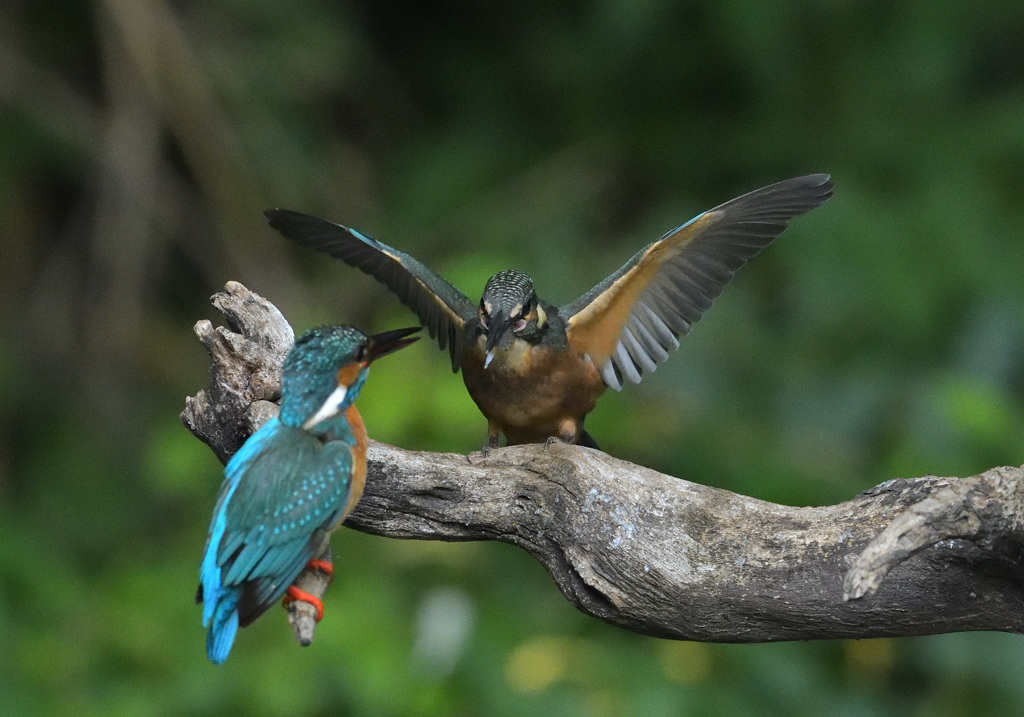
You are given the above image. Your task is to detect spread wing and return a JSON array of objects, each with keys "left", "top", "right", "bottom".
[
  {"left": 265, "top": 210, "right": 475, "bottom": 371},
  {"left": 563, "top": 174, "right": 833, "bottom": 390}
]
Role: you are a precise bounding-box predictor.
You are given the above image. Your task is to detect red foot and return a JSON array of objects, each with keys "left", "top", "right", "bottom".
[
  {"left": 283, "top": 586, "right": 324, "bottom": 622},
  {"left": 306, "top": 559, "right": 334, "bottom": 578},
  {"left": 280, "top": 559, "right": 334, "bottom": 621}
]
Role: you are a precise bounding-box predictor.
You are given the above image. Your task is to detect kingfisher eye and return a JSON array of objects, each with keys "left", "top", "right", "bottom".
[
  {"left": 356, "top": 345, "right": 369, "bottom": 363},
  {"left": 521, "top": 299, "right": 533, "bottom": 317}
]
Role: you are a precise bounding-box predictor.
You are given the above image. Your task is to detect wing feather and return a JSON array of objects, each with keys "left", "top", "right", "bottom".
[
  {"left": 621, "top": 326, "right": 659, "bottom": 373},
  {"left": 215, "top": 424, "right": 353, "bottom": 626},
  {"left": 629, "top": 310, "right": 671, "bottom": 363},
  {"left": 636, "top": 301, "right": 680, "bottom": 350},
  {"left": 564, "top": 174, "right": 833, "bottom": 389},
  {"left": 266, "top": 210, "right": 474, "bottom": 371}
]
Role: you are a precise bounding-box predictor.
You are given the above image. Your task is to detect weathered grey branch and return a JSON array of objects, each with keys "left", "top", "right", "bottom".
[
  {"left": 182, "top": 281, "right": 293, "bottom": 464},
  {"left": 183, "top": 282, "right": 1024, "bottom": 648},
  {"left": 285, "top": 542, "right": 332, "bottom": 645}
]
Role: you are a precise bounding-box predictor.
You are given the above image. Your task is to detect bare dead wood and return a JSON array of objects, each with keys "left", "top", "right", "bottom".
[{"left": 182, "top": 282, "right": 1024, "bottom": 648}]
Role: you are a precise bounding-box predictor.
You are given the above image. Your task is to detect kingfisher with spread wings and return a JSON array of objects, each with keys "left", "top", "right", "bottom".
[{"left": 266, "top": 174, "right": 833, "bottom": 450}]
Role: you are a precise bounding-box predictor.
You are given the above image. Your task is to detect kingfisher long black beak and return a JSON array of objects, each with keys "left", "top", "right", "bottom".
[
  {"left": 483, "top": 312, "right": 515, "bottom": 369},
  {"left": 367, "top": 326, "right": 422, "bottom": 362}
]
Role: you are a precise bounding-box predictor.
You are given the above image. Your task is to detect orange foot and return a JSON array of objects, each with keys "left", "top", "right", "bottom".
[{"left": 281, "top": 560, "right": 335, "bottom": 622}]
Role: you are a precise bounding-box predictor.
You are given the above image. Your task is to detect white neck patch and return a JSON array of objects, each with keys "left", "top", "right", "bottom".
[{"left": 302, "top": 384, "right": 348, "bottom": 430}]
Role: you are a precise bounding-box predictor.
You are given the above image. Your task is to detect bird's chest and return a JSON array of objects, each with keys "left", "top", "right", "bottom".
[
  {"left": 339, "top": 405, "right": 367, "bottom": 521},
  {"left": 462, "top": 335, "right": 604, "bottom": 431}
]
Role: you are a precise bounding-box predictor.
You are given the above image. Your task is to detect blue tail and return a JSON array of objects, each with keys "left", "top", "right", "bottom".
[
  {"left": 204, "top": 587, "right": 241, "bottom": 664},
  {"left": 199, "top": 450, "right": 246, "bottom": 664},
  {"left": 200, "top": 523, "right": 242, "bottom": 663}
]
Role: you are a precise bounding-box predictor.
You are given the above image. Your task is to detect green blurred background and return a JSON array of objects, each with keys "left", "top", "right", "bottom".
[{"left": 2, "top": 1, "right": 1024, "bottom": 715}]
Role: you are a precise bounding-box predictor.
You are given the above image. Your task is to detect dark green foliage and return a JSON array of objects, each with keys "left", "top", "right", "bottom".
[{"left": 2, "top": 1, "right": 1024, "bottom": 714}]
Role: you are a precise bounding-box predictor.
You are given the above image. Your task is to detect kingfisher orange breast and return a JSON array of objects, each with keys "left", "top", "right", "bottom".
[
  {"left": 338, "top": 404, "right": 367, "bottom": 523},
  {"left": 461, "top": 334, "right": 606, "bottom": 443}
]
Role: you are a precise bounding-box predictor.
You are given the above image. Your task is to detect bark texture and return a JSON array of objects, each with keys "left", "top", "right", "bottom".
[{"left": 182, "top": 282, "right": 1024, "bottom": 647}]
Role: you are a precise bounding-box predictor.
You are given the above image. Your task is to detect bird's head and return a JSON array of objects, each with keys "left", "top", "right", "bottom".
[
  {"left": 478, "top": 270, "right": 547, "bottom": 368},
  {"left": 279, "top": 325, "right": 421, "bottom": 429}
]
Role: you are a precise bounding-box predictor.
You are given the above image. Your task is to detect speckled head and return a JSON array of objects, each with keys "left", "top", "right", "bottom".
[
  {"left": 481, "top": 270, "right": 534, "bottom": 316},
  {"left": 479, "top": 270, "right": 538, "bottom": 362},
  {"left": 279, "top": 325, "right": 420, "bottom": 429}
]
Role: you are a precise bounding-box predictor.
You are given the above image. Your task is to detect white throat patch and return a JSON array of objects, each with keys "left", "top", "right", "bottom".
[{"left": 302, "top": 384, "right": 348, "bottom": 430}]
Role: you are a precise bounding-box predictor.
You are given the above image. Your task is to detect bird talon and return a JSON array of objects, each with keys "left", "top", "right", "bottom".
[
  {"left": 280, "top": 559, "right": 333, "bottom": 620},
  {"left": 283, "top": 585, "right": 325, "bottom": 622},
  {"left": 306, "top": 559, "right": 334, "bottom": 579},
  {"left": 480, "top": 435, "right": 499, "bottom": 457}
]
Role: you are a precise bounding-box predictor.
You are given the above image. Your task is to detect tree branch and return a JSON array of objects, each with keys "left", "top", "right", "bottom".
[{"left": 183, "top": 282, "right": 1024, "bottom": 646}]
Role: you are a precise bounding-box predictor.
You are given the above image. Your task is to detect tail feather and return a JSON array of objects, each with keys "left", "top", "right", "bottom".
[
  {"left": 577, "top": 428, "right": 601, "bottom": 450},
  {"left": 205, "top": 589, "right": 240, "bottom": 665},
  {"left": 199, "top": 455, "right": 245, "bottom": 663},
  {"left": 200, "top": 500, "right": 243, "bottom": 664}
]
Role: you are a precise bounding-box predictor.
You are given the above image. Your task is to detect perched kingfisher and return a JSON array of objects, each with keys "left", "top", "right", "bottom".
[
  {"left": 197, "top": 324, "right": 420, "bottom": 664},
  {"left": 266, "top": 174, "right": 833, "bottom": 450}
]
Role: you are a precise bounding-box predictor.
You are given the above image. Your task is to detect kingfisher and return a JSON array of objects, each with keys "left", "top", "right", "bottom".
[
  {"left": 197, "top": 324, "right": 420, "bottom": 664},
  {"left": 266, "top": 174, "right": 832, "bottom": 450}
]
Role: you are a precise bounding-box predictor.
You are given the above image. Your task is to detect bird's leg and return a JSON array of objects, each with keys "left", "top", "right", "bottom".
[
  {"left": 284, "top": 544, "right": 334, "bottom": 647},
  {"left": 480, "top": 423, "right": 501, "bottom": 456},
  {"left": 282, "top": 558, "right": 334, "bottom": 622}
]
